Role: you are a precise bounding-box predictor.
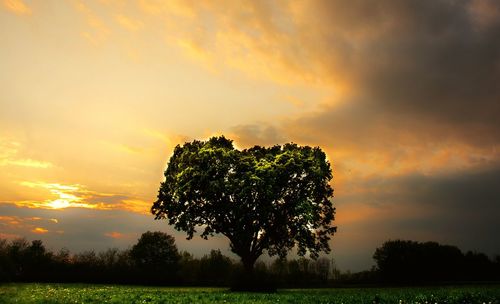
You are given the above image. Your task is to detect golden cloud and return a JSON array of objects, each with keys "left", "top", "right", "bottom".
[
  {"left": 0, "top": 215, "right": 57, "bottom": 224},
  {"left": 114, "top": 14, "right": 143, "bottom": 32},
  {"left": 138, "top": 0, "right": 195, "bottom": 18},
  {"left": 0, "top": 232, "right": 20, "bottom": 239},
  {"left": 142, "top": 129, "right": 190, "bottom": 146},
  {"left": 1, "top": 159, "right": 53, "bottom": 168},
  {"left": 74, "top": 0, "right": 111, "bottom": 46},
  {"left": 104, "top": 231, "right": 123, "bottom": 239},
  {"left": 0, "top": 137, "right": 53, "bottom": 169},
  {"left": 31, "top": 227, "right": 48, "bottom": 234},
  {"left": 144, "top": 1, "right": 350, "bottom": 88},
  {"left": 115, "top": 199, "right": 150, "bottom": 215},
  {"left": 0, "top": 215, "right": 61, "bottom": 237},
  {"left": 2, "top": 0, "right": 31, "bottom": 15},
  {"left": 18, "top": 182, "right": 89, "bottom": 209},
  {"left": 10, "top": 181, "right": 151, "bottom": 214},
  {"left": 104, "top": 231, "right": 136, "bottom": 239},
  {"left": 0, "top": 215, "right": 21, "bottom": 226}
]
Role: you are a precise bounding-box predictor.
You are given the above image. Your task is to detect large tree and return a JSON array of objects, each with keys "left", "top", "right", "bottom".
[{"left": 152, "top": 136, "right": 336, "bottom": 272}]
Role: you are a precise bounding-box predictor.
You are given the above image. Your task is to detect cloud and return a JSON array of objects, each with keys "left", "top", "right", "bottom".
[
  {"left": 31, "top": 227, "right": 48, "bottom": 234},
  {"left": 1, "top": 159, "right": 53, "bottom": 168},
  {"left": 326, "top": 1, "right": 498, "bottom": 137},
  {"left": 104, "top": 231, "right": 135, "bottom": 239},
  {"left": 142, "top": 129, "right": 191, "bottom": 148},
  {"left": 236, "top": 0, "right": 500, "bottom": 183},
  {"left": 0, "top": 204, "right": 234, "bottom": 258},
  {"left": 138, "top": 0, "right": 195, "bottom": 18},
  {"left": 158, "top": 1, "right": 500, "bottom": 148},
  {"left": 418, "top": 168, "right": 500, "bottom": 250},
  {"left": 135, "top": 1, "right": 500, "bottom": 190},
  {"left": 114, "top": 14, "right": 143, "bottom": 32},
  {"left": 0, "top": 232, "right": 19, "bottom": 239},
  {"left": 0, "top": 214, "right": 60, "bottom": 239},
  {"left": 329, "top": 165, "right": 500, "bottom": 270},
  {"left": 105, "top": 231, "right": 123, "bottom": 239},
  {"left": 468, "top": 0, "right": 500, "bottom": 30},
  {"left": 73, "top": 0, "right": 111, "bottom": 46},
  {"left": 2, "top": 0, "right": 31, "bottom": 15},
  {"left": 147, "top": 1, "right": 500, "bottom": 271},
  {"left": 229, "top": 124, "right": 286, "bottom": 148},
  {"left": 0, "top": 215, "right": 58, "bottom": 226},
  {"left": 210, "top": 1, "right": 500, "bottom": 268},
  {"left": 8, "top": 181, "right": 150, "bottom": 214},
  {"left": 165, "top": 1, "right": 320, "bottom": 84},
  {"left": 0, "top": 215, "right": 22, "bottom": 226},
  {"left": 0, "top": 137, "right": 53, "bottom": 168}
]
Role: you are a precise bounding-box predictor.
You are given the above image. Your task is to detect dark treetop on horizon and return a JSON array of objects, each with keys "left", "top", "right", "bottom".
[{"left": 152, "top": 136, "right": 336, "bottom": 271}]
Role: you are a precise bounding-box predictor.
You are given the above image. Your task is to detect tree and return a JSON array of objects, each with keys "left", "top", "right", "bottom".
[
  {"left": 0, "top": 239, "right": 9, "bottom": 281},
  {"left": 198, "top": 249, "right": 233, "bottom": 285},
  {"left": 373, "top": 239, "right": 466, "bottom": 283},
  {"left": 314, "top": 257, "right": 331, "bottom": 282},
  {"left": 130, "top": 231, "right": 179, "bottom": 272},
  {"left": 152, "top": 136, "right": 336, "bottom": 273},
  {"left": 7, "top": 238, "right": 29, "bottom": 278},
  {"left": 24, "top": 240, "right": 51, "bottom": 280}
]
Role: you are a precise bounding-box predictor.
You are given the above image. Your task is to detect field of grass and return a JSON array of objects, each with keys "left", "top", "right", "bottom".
[{"left": 0, "top": 283, "right": 499, "bottom": 303}]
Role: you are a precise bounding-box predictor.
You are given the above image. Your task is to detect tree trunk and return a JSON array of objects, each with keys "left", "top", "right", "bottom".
[
  {"left": 230, "top": 254, "right": 275, "bottom": 292},
  {"left": 229, "top": 242, "right": 276, "bottom": 292},
  {"left": 241, "top": 255, "right": 257, "bottom": 274}
]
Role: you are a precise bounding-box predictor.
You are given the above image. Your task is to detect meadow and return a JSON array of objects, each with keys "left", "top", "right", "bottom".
[{"left": 0, "top": 284, "right": 499, "bottom": 304}]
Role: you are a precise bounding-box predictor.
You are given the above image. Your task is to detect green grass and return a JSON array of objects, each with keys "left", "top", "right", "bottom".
[{"left": 0, "top": 283, "right": 499, "bottom": 303}]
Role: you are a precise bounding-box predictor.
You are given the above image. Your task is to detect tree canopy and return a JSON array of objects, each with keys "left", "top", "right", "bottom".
[
  {"left": 373, "top": 240, "right": 481, "bottom": 283},
  {"left": 130, "top": 231, "right": 179, "bottom": 271},
  {"left": 152, "top": 136, "right": 336, "bottom": 271}
]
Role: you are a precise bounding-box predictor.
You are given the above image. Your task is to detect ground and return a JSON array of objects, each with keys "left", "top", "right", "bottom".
[{"left": 0, "top": 283, "right": 499, "bottom": 303}]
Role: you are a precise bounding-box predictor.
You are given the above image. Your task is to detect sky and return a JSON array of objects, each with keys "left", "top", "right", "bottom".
[{"left": 1, "top": 0, "right": 500, "bottom": 272}]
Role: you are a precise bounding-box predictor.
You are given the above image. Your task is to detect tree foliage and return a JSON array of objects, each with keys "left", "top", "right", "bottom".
[
  {"left": 130, "top": 231, "right": 179, "bottom": 271},
  {"left": 373, "top": 239, "right": 497, "bottom": 283},
  {"left": 152, "top": 136, "right": 336, "bottom": 270}
]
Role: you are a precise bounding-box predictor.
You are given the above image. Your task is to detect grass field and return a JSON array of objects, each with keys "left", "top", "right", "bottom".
[{"left": 0, "top": 284, "right": 499, "bottom": 304}]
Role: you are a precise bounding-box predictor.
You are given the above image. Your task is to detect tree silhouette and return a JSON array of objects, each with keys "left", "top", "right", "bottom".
[
  {"left": 130, "top": 231, "right": 179, "bottom": 272},
  {"left": 198, "top": 249, "right": 233, "bottom": 285},
  {"left": 152, "top": 136, "right": 336, "bottom": 275},
  {"left": 372, "top": 239, "right": 489, "bottom": 283}
]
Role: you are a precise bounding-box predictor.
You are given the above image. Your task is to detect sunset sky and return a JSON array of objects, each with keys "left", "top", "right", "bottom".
[{"left": 1, "top": 0, "right": 500, "bottom": 271}]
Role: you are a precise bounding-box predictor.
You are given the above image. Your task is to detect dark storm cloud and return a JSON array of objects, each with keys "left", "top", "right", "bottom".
[
  {"left": 360, "top": 2, "right": 500, "bottom": 126},
  {"left": 328, "top": 166, "right": 500, "bottom": 270},
  {"left": 286, "top": 0, "right": 500, "bottom": 146},
  {"left": 340, "top": 166, "right": 500, "bottom": 254},
  {"left": 218, "top": 1, "right": 500, "bottom": 151},
  {"left": 396, "top": 167, "right": 500, "bottom": 253}
]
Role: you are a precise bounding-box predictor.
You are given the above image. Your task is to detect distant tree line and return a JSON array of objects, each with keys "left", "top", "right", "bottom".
[
  {"left": 0, "top": 232, "right": 335, "bottom": 287},
  {"left": 372, "top": 240, "right": 500, "bottom": 284},
  {"left": 1, "top": 235, "right": 499, "bottom": 286}
]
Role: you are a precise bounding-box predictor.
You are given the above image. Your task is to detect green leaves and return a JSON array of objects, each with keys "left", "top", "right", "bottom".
[{"left": 152, "top": 136, "right": 336, "bottom": 268}]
